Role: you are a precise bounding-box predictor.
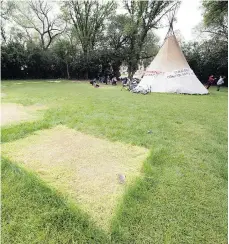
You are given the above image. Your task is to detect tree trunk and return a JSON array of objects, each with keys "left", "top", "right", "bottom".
[
  {"left": 128, "top": 62, "right": 137, "bottom": 89},
  {"left": 83, "top": 48, "right": 89, "bottom": 80},
  {"left": 128, "top": 66, "right": 135, "bottom": 79},
  {"left": 112, "top": 61, "right": 122, "bottom": 78},
  {"left": 66, "top": 62, "right": 70, "bottom": 79}
]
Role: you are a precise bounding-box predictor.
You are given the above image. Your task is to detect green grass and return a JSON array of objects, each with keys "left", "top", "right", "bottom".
[
  {"left": 2, "top": 158, "right": 109, "bottom": 244},
  {"left": 2, "top": 80, "right": 228, "bottom": 243}
]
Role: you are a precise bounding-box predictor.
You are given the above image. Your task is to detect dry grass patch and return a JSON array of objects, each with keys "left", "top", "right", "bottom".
[
  {"left": 2, "top": 125, "right": 149, "bottom": 230},
  {"left": 98, "top": 85, "right": 119, "bottom": 89},
  {"left": 1, "top": 103, "right": 46, "bottom": 126},
  {"left": 47, "top": 80, "right": 62, "bottom": 83}
]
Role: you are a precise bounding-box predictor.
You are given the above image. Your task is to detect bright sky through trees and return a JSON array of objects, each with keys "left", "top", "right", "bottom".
[{"left": 155, "top": 0, "right": 202, "bottom": 43}]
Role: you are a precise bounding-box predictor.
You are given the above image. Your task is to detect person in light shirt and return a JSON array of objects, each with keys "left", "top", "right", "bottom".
[{"left": 216, "top": 76, "right": 226, "bottom": 91}]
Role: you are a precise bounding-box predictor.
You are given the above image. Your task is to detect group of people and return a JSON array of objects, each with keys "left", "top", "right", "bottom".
[
  {"left": 89, "top": 75, "right": 142, "bottom": 90},
  {"left": 206, "top": 75, "right": 226, "bottom": 91},
  {"left": 90, "top": 74, "right": 226, "bottom": 91},
  {"left": 89, "top": 75, "right": 118, "bottom": 88}
]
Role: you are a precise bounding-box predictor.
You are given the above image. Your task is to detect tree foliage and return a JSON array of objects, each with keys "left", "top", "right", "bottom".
[
  {"left": 8, "top": 0, "right": 66, "bottom": 49},
  {"left": 1, "top": 0, "right": 227, "bottom": 84},
  {"left": 64, "top": 0, "right": 116, "bottom": 53},
  {"left": 1, "top": 0, "right": 14, "bottom": 42},
  {"left": 62, "top": 0, "right": 116, "bottom": 78},
  {"left": 121, "top": 0, "right": 178, "bottom": 78},
  {"left": 182, "top": 38, "right": 228, "bottom": 85},
  {"left": 202, "top": 1, "right": 228, "bottom": 40}
]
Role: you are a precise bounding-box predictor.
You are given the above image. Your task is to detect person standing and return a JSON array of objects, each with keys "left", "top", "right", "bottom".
[
  {"left": 206, "top": 75, "right": 215, "bottom": 89},
  {"left": 216, "top": 76, "right": 225, "bottom": 91},
  {"left": 111, "top": 76, "right": 117, "bottom": 85}
]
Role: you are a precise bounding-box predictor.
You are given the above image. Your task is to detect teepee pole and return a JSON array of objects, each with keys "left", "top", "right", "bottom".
[{"left": 164, "top": 1, "right": 180, "bottom": 40}]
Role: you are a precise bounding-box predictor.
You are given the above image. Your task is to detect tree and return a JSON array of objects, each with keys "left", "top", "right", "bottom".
[
  {"left": 62, "top": 0, "right": 117, "bottom": 78},
  {"left": 105, "top": 12, "right": 159, "bottom": 79},
  {"left": 182, "top": 39, "right": 228, "bottom": 85},
  {"left": 53, "top": 35, "right": 80, "bottom": 79},
  {"left": 189, "top": 0, "right": 228, "bottom": 85},
  {"left": 9, "top": 0, "right": 66, "bottom": 49},
  {"left": 2, "top": 0, "right": 164, "bottom": 81},
  {"left": 105, "top": 14, "right": 130, "bottom": 77},
  {"left": 1, "top": 41, "right": 27, "bottom": 79},
  {"left": 122, "top": 0, "right": 178, "bottom": 79},
  {"left": 202, "top": 1, "right": 228, "bottom": 40},
  {"left": 1, "top": 0, "right": 14, "bottom": 42}
]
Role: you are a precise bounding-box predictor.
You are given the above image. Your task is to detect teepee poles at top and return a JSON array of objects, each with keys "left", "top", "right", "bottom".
[{"left": 164, "top": 1, "right": 181, "bottom": 39}]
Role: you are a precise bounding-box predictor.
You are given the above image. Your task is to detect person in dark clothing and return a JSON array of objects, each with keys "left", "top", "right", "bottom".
[
  {"left": 104, "top": 76, "right": 108, "bottom": 85},
  {"left": 206, "top": 75, "right": 216, "bottom": 89},
  {"left": 101, "top": 76, "right": 106, "bottom": 84},
  {"left": 93, "top": 80, "right": 100, "bottom": 88},
  {"left": 90, "top": 78, "right": 96, "bottom": 85},
  {"left": 111, "top": 76, "right": 117, "bottom": 85}
]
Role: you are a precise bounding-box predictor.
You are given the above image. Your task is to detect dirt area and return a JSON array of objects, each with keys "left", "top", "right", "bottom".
[
  {"left": 99, "top": 86, "right": 118, "bottom": 89},
  {"left": 47, "top": 80, "right": 61, "bottom": 83},
  {"left": 1, "top": 103, "right": 46, "bottom": 126},
  {"left": 2, "top": 125, "right": 149, "bottom": 230}
]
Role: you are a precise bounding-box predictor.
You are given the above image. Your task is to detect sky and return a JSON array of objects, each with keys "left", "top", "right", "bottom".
[{"left": 154, "top": 0, "right": 203, "bottom": 43}]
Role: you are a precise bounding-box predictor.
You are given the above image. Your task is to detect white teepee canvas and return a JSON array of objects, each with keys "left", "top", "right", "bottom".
[
  {"left": 137, "top": 34, "right": 208, "bottom": 94},
  {"left": 133, "top": 65, "right": 145, "bottom": 79}
]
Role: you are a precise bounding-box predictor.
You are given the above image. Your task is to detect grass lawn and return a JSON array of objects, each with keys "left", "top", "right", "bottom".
[{"left": 1, "top": 80, "right": 228, "bottom": 243}]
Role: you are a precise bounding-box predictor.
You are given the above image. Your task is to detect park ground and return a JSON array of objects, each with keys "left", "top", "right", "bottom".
[{"left": 1, "top": 80, "right": 228, "bottom": 244}]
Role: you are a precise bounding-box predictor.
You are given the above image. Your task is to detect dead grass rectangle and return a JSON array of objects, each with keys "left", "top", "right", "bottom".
[
  {"left": 1, "top": 103, "right": 46, "bottom": 126},
  {"left": 1, "top": 125, "right": 149, "bottom": 230}
]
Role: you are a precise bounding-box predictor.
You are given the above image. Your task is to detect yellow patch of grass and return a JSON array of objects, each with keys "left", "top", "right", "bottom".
[
  {"left": 1, "top": 125, "right": 149, "bottom": 230},
  {"left": 1, "top": 103, "right": 47, "bottom": 126},
  {"left": 99, "top": 86, "right": 118, "bottom": 89}
]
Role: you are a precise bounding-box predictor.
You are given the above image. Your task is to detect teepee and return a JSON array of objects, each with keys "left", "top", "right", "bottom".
[
  {"left": 133, "top": 62, "right": 145, "bottom": 79},
  {"left": 137, "top": 5, "right": 208, "bottom": 95}
]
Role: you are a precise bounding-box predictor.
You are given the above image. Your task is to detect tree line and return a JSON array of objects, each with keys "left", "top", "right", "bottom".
[{"left": 1, "top": 0, "right": 228, "bottom": 84}]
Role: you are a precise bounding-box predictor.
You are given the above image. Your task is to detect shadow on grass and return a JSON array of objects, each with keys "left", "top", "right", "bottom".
[
  {"left": 1, "top": 158, "right": 110, "bottom": 244},
  {"left": 110, "top": 147, "right": 227, "bottom": 244},
  {"left": 2, "top": 146, "right": 227, "bottom": 244}
]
